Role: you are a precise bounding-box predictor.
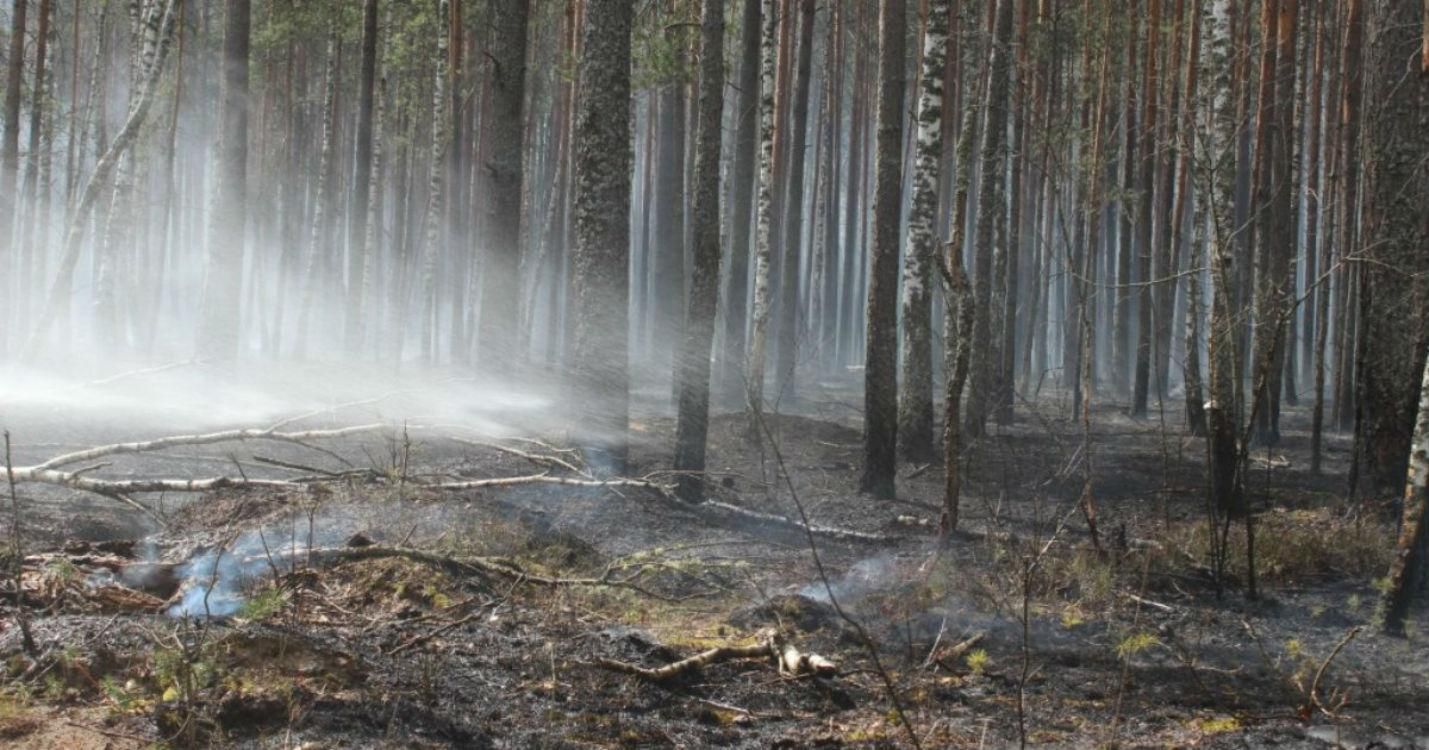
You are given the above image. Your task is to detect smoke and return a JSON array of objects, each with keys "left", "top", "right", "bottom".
[
  {"left": 799, "top": 553, "right": 897, "bottom": 605},
  {"left": 169, "top": 545, "right": 249, "bottom": 619},
  {"left": 165, "top": 508, "right": 377, "bottom": 620}
]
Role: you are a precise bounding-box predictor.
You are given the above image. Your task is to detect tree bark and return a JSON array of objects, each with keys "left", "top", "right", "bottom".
[
  {"left": 719, "top": 0, "right": 760, "bottom": 407},
  {"left": 964, "top": 0, "right": 1015, "bottom": 437},
  {"left": 1177, "top": 0, "right": 1205, "bottom": 436},
  {"left": 569, "top": 0, "right": 634, "bottom": 473},
  {"left": 1360, "top": 0, "right": 1429, "bottom": 490},
  {"left": 0, "top": 0, "right": 27, "bottom": 356},
  {"left": 475, "top": 0, "right": 531, "bottom": 368},
  {"left": 898, "top": 0, "right": 949, "bottom": 464},
  {"left": 1202, "top": 0, "right": 1246, "bottom": 518},
  {"left": 1379, "top": 349, "right": 1429, "bottom": 635},
  {"left": 774, "top": 0, "right": 814, "bottom": 404},
  {"left": 343, "top": 0, "right": 381, "bottom": 356},
  {"left": 1131, "top": 0, "right": 1163, "bottom": 417},
  {"left": 195, "top": 0, "right": 252, "bottom": 361},
  {"left": 672, "top": 0, "right": 726, "bottom": 502},
  {"left": 858, "top": 0, "right": 906, "bottom": 499},
  {"left": 745, "top": 0, "right": 782, "bottom": 420}
]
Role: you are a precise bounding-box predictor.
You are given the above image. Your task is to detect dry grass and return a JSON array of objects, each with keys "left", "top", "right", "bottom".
[{"left": 1158, "top": 508, "right": 1395, "bottom": 586}]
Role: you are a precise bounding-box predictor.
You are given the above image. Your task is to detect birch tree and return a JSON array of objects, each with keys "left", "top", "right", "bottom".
[
  {"left": 1379, "top": 350, "right": 1429, "bottom": 635},
  {"left": 719, "top": 0, "right": 760, "bottom": 406},
  {"left": 898, "top": 0, "right": 950, "bottom": 464},
  {"left": 24, "top": 0, "right": 179, "bottom": 359},
  {"left": 745, "top": 0, "right": 780, "bottom": 421}
]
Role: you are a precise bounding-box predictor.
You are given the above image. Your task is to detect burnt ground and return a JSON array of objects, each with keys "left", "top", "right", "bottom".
[{"left": 2, "top": 366, "right": 1428, "bottom": 749}]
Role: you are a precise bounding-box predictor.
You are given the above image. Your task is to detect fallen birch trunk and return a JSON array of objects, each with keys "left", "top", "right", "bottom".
[{"left": 596, "top": 630, "right": 837, "bottom": 683}]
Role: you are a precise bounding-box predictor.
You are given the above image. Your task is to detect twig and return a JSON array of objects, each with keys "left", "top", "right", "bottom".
[
  {"left": 1304, "top": 626, "right": 1362, "bottom": 718},
  {"left": 700, "top": 499, "right": 896, "bottom": 544},
  {"left": 387, "top": 609, "right": 485, "bottom": 656},
  {"left": 447, "top": 437, "right": 589, "bottom": 477}
]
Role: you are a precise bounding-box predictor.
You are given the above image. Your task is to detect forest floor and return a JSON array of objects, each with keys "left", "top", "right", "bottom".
[{"left": 2, "top": 363, "right": 1428, "bottom": 748}]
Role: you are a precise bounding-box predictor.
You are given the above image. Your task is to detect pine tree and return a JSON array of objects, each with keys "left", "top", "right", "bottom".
[
  {"left": 569, "top": 0, "right": 634, "bottom": 472},
  {"left": 672, "top": 0, "right": 726, "bottom": 502},
  {"left": 859, "top": 0, "right": 905, "bottom": 498},
  {"left": 195, "top": 0, "right": 252, "bottom": 361}
]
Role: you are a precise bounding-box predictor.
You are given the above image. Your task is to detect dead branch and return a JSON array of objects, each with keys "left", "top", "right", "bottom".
[
  {"left": 251, "top": 545, "right": 688, "bottom": 600},
  {"left": 386, "top": 609, "right": 486, "bottom": 656},
  {"left": 446, "top": 437, "right": 589, "bottom": 476},
  {"left": 701, "top": 500, "right": 896, "bottom": 544},
  {"left": 76, "top": 359, "right": 201, "bottom": 389}
]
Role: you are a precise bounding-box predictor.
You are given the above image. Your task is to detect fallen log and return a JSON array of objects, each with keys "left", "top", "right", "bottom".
[
  {"left": 428, "top": 474, "right": 673, "bottom": 495},
  {"left": 931, "top": 632, "right": 986, "bottom": 672},
  {"left": 595, "top": 631, "right": 838, "bottom": 683},
  {"left": 28, "top": 424, "right": 387, "bottom": 472}
]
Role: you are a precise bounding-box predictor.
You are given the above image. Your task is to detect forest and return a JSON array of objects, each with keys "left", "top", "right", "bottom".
[{"left": 0, "top": 0, "right": 1427, "bottom": 746}]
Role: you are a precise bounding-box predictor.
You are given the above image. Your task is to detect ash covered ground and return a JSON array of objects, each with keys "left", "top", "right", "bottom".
[{"left": 2, "top": 361, "right": 1428, "bottom": 748}]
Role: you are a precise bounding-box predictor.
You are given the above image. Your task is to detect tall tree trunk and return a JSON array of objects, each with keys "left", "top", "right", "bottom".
[
  {"left": 809, "top": 0, "right": 839, "bottom": 372},
  {"left": 1178, "top": 0, "right": 1205, "bottom": 436},
  {"left": 654, "top": 14, "right": 689, "bottom": 395},
  {"left": 1202, "top": 0, "right": 1246, "bottom": 518},
  {"left": 1112, "top": 9, "right": 1138, "bottom": 394},
  {"left": 1332, "top": 0, "right": 1364, "bottom": 434},
  {"left": 1131, "top": 0, "right": 1163, "bottom": 417},
  {"left": 1379, "top": 348, "right": 1429, "bottom": 635},
  {"left": 476, "top": 0, "right": 531, "bottom": 368},
  {"left": 995, "top": 0, "right": 1030, "bottom": 424},
  {"left": 344, "top": 0, "right": 381, "bottom": 355},
  {"left": 774, "top": 0, "right": 813, "bottom": 403},
  {"left": 719, "top": 0, "right": 760, "bottom": 407},
  {"left": 837, "top": 2, "right": 869, "bottom": 369},
  {"left": 16, "top": 0, "right": 52, "bottom": 336},
  {"left": 293, "top": 33, "right": 341, "bottom": 359},
  {"left": 195, "top": 0, "right": 252, "bottom": 361},
  {"left": 1251, "top": 0, "right": 1297, "bottom": 447},
  {"left": 0, "top": 0, "right": 28, "bottom": 357},
  {"left": 1308, "top": 0, "right": 1331, "bottom": 472},
  {"left": 964, "top": 0, "right": 1014, "bottom": 437},
  {"left": 858, "top": 0, "right": 905, "bottom": 498},
  {"left": 1360, "top": 0, "right": 1429, "bottom": 490},
  {"left": 569, "top": 0, "right": 633, "bottom": 472},
  {"left": 673, "top": 0, "right": 726, "bottom": 502},
  {"left": 745, "top": 0, "right": 783, "bottom": 419},
  {"left": 1153, "top": 0, "right": 1187, "bottom": 403},
  {"left": 897, "top": 0, "right": 949, "bottom": 463}
]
